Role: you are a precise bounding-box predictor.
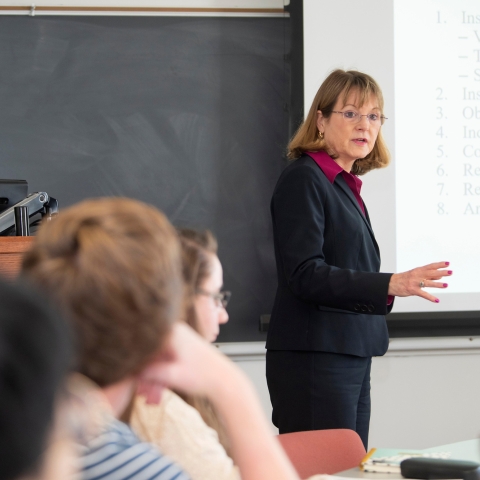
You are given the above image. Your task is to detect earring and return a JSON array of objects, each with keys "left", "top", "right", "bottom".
[{"left": 318, "top": 131, "right": 324, "bottom": 140}]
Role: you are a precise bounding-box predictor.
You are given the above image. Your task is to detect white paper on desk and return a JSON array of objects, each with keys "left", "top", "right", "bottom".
[{"left": 313, "top": 476, "right": 377, "bottom": 480}]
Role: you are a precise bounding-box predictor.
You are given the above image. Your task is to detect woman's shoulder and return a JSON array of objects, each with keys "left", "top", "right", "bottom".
[
  {"left": 280, "top": 153, "right": 327, "bottom": 180},
  {"left": 274, "top": 154, "right": 329, "bottom": 195},
  {"left": 288, "top": 153, "right": 317, "bottom": 167}
]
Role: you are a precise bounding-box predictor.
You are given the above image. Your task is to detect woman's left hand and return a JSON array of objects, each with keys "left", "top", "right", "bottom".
[{"left": 388, "top": 261, "right": 452, "bottom": 303}]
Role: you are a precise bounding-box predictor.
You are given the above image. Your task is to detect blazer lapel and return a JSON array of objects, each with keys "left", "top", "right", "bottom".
[
  {"left": 334, "top": 175, "right": 379, "bottom": 252},
  {"left": 363, "top": 204, "right": 380, "bottom": 255}
]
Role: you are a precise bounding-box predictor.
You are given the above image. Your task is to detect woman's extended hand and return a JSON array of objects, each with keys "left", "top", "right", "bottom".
[{"left": 388, "top": 261, "right": 452, "bottom": 303}]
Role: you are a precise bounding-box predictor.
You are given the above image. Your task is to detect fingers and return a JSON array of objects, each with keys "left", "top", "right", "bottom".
[
  {"left": 424, "top": 261, "right": 451, "bottom": 270},
  {"left": 421, "top": 262, "right": 452, "bottom": 279},
  {"left": 389, "top": 262, "right": 453, "bottom": 301},
  {"left": 137, "top": 381, "right": 164, "bottom": 405},
  {"left": 423, "top": 280, "right": 448, "bottom": 289},
  {"left": 416, "top": 289, "right": 441, "bottom": 303},
  {"left": 138, "top": 364, "right": 174, "bottom": 390},
  {"left": 424, "top": 268, "right": 452, "bottom": 279},
  {"left": 418, "top": 280, "right": 447, "bottom": 303},
  {"left": 417, "top": 262, "right": 452, "bottom": 302},
  {"left": 137, "top": 323, "right": 230, "bottom": 398},
  {"left": 417, "top": 262, "right": 452, "bottom": 287}
]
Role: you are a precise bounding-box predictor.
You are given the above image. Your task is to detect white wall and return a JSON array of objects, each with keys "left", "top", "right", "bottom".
[
  {"left": 219, "top": 338, "right": 480, "bottom": 448},
  {"left": 370, "top": 338, "right": 480, "bottom": 448}
]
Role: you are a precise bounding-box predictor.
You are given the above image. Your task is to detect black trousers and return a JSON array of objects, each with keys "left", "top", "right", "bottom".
[{"left": 266, "top": 350, "right": 372, "bottom": 450}]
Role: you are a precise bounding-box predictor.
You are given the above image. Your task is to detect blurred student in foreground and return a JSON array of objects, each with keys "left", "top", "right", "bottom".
[
  {"left": 21, "top": 197, "right": 300, "bottom": 480},
  {"left": 0, "top": 278, "right": 73, "bottom": 480}
]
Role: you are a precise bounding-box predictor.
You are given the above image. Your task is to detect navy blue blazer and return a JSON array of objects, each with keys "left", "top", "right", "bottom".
[{"left": 266, "top": 154, "right": 393, "bottom": 357}]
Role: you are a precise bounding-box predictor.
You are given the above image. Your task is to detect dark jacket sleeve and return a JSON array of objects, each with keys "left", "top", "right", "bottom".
[{"left": 271, "top": 162, "right": 393, "bottom": 315}]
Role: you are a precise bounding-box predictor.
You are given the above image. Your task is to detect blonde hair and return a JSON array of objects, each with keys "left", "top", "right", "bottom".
[{"left": 288, "top": 69, "right": 391, "bottom": 175}]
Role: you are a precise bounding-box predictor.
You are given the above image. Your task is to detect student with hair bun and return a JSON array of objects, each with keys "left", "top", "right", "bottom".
[{"left": 21, "top": 198, "right": 301, "bottom": 480}]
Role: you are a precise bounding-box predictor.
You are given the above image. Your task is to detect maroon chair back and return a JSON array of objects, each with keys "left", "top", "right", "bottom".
[{"left": 277, "top": 429, "right": 366, "bottom": 479}]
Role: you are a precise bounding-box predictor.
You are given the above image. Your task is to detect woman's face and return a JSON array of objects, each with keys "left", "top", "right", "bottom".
[
  {"left": 194, "top": 254, "right": 229, "bottom": 342},
  {"left": 316, "top": 89, "right": 382, "bottom": 171}
]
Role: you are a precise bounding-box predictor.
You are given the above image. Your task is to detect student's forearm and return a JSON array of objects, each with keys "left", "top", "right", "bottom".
[
  {"left": 137, "top": 324, "right": 299, "bottom": 480},
  {"left": 208, "top": 360, "right": 299, "bottom": 480}
]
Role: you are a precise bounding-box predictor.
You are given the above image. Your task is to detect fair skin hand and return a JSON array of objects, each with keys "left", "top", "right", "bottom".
[
  {"left": 194, "top": 253, "right": 229, "bottom": 342},
  {"left": 137, "top": 323, "right": 300, "bottom": 480},
  {"left": 318, "top": 89, "right": 451, "bottom": 303},
  {"left": 388, "top": 261, "right": 452, "bottom": 303}
]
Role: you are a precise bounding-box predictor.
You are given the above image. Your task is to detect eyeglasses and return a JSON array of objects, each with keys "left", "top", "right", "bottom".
[
  {"left": 331, "top": 110, "right": 387, "bottom": 125},
  {"left": 196, "top": 289, "right": 232, "bottom": 308}
]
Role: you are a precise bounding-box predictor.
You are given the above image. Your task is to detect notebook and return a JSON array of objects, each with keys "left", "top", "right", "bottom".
[{"left": 360, "top": 448, "right": 451, "bottom": 473}]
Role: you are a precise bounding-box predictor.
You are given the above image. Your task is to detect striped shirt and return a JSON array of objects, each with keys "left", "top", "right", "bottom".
[{"left": 80, "top": 417, "right": 190, "bottom": 480}]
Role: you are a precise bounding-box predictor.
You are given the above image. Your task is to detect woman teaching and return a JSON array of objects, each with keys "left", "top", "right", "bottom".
[{"left": 265, "top": 69, "right": 451, "bottom": 449}]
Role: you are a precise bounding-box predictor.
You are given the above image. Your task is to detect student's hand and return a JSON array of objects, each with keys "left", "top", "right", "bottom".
[
  {"left": 388, "top": 261, "right": 452, "bottom": 303},
  {"left": 136, "top": 323, "right": 233, "bottom": 403},
  {"left": 138, "top": 323, "right": 300, "bottom": 480}
]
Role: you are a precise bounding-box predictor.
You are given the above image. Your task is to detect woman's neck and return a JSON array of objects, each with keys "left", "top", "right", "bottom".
[{"left": 334, "top": 157, "right": 356, "bottom": 173}]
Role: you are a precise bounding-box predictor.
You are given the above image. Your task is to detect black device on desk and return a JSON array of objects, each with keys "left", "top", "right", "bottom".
[
  {"left": 401, "top": 457, "right": 480, "bottom": 480},
  {"left": 0, "top": 180, "right": 28, "bottom": 214},
  {"left": 0, "top": 180, "right": 58, "bottom": 236}
]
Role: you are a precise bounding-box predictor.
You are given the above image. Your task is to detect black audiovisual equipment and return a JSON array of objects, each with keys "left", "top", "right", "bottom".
[{"left": 0, "top": 180, "right": 58, "bottom": 236}]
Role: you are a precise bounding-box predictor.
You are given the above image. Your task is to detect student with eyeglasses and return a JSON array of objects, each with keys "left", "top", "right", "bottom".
[
  {"left": 266, "top": 69, "right": 451, "bottom": 449},
  {"left": 130, "top": 229, "right": 329, "bottom": 480},
  {"left": 130, "top": 229, "right": 238, "bottom": 480}
]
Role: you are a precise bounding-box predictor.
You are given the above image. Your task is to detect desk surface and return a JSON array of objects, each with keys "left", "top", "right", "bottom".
[
  {"left": 335, "top": 439, "right": 480, "bottom": 479},
  {"left": 423, "top": 439, "right": 480, "bottom": 463}
]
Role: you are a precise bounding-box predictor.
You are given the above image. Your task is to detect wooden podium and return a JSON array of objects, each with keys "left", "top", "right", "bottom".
[{"left": 0, "top": 237, "right": 34, "bottom": 278}]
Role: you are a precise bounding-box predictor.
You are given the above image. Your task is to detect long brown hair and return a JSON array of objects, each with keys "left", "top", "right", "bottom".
[
  {"left": 288, "top": 69, "right": 391, "bottom": 175},
  {"left": 176, "top": 228, "right": 231, "bottom": 453},
  {"left": 178, "top": 228, "right": 218, "bottom": 334}
]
